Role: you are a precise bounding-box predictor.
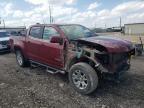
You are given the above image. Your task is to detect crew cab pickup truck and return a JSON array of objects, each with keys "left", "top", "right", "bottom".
[{"left": 10, "top": 24, "right": 134, "bottom": 94}]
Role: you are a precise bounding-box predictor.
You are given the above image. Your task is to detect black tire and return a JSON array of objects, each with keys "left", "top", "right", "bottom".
[
  {"left": 15, "top": 50, "right": 26, "bottom": 67},
  {"left": 69, "top": 62, "right": 98, "bottom": 95}
]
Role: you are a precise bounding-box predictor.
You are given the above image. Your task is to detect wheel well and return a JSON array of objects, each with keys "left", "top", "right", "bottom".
[
  {"left": 69, "top": 56, "right": 99, "bottom": 70},
  {"left": 14, "top": 46, "right": 22, "bottom": 53},
  {"left": 14, "top": 46, "right": 26, "bottom": 58},
  {"left": 14, "top": 46, "right": 29, "bottom": 64},
  {"left": 68, "top": 56, "right": 101, "bottom": 77}
]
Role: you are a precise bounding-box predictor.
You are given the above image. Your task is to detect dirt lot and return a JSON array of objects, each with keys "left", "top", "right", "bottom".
[{"left": 0, "top": 53, "right": 144, "bottom": 108}]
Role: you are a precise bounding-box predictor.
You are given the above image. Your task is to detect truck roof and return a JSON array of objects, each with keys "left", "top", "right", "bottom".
[{"left": 31, "top": 23, "right": 81, "bottom": 27}]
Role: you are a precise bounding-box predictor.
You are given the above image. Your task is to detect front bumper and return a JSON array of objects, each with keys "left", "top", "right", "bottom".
[
  {"left": 96, "top": 52, "right": 131, "bottom": 76},
  {"left": 101, "top": 62, "right": 130, "bottom": 81}
]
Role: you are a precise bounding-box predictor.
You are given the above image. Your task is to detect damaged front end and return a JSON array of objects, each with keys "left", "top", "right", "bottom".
[{"left": 67, "top": 38, "right": 134, "bottom": 78}]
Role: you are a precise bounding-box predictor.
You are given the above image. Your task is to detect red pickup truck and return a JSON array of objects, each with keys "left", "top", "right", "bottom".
[{"left": 10, "top": 24, "right": 134, "bottom": 94}]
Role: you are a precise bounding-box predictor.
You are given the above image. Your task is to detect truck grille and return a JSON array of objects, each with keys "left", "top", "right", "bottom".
[
  {"left": 95, "top": 53, "right": 109, "bottom": 64},
  {"left": 112, "top": 53, "right": 128, "bottom": 63},
  {"left": 0, "top": 41, "right": 9, "bottom": 45},
  {"left": 95, "top": 53, "right": 129, "bottom": 65}
]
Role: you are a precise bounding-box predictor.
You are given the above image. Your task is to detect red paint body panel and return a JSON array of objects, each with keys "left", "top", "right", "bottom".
[{"left": 9, "top": 36, "right": 28, "bottom": 57}]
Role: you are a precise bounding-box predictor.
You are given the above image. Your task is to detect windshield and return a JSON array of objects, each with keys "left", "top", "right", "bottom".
[
  {"left": 59, "top": 25, "right": 96, "bottom": 40},
  {"left": 0, "top": 32, "right": 9, "bottom": 38}
]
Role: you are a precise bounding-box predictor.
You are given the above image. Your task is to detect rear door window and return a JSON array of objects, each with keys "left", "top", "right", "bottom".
[{"left": 29, "top": 26, "right": 43, "bottom": 39}]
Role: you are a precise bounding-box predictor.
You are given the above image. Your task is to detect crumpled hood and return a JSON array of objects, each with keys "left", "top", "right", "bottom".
[
  {"left": 79, "top": 36, "right": 134, "bottom": 53},
  {"left": 0, "top": 37, "right": 10, "bottom": 41}
]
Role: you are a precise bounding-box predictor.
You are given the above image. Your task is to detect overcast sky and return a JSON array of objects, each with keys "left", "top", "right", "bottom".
[{"left": 0, "top": 0, "right": 144, "bottom": 28}]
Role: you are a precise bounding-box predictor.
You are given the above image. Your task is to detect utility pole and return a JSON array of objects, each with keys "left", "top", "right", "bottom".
[
  {"left": 51, "top": 16, "right": 54, "bottom": 23},
  {"left": 105, "top": 24, "right": 107, "bottom": 29},
  {"left": 3, "top": 19, "right": 5, "bottom": 28},
  {"left": 51, "top": 5, "right": 54, "bottom": 23},
  {"left": 0, "top": 17, "right": 6, "bottom": 28},
  {"left": 48, "top": 1, "right": 54, "bottom": 24},
  {"left": 0, "top": 17, "right": 1, "bottom": 25},
  {"left": 120, "top": 17, "right": 122, "bottom": 28},
  {"left": 49, "top": 5, "right": 52, "bottom": 24},
  {"left": 95, "top": 22, "right": 96, "bottom": 28}
]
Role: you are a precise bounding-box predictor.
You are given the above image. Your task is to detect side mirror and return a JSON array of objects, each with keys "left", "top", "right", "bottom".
[{"left": 50, "top": 36, "right": 63, "bottom": 45}]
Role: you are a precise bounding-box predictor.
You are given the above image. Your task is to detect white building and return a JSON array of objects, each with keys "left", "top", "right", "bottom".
[{"left": 124, "top": 23, "right": 144, "bottom": 35}]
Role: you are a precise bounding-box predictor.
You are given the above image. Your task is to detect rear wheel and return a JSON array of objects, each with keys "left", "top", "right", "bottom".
[
  {"left": 69, "top": 62, "right": 98, "bottom": 95},
  {"left": 16, "top": 50, "right": 26, "bottom": 67}
]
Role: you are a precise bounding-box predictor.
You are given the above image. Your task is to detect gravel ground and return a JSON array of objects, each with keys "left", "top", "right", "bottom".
[{"left": 0, "top": 53, "right": 144, "bottom": 108}]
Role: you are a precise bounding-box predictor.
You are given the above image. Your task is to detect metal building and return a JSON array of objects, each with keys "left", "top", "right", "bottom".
[{"left": 124, "top": 23, "right": 144, "bottom": 35}]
